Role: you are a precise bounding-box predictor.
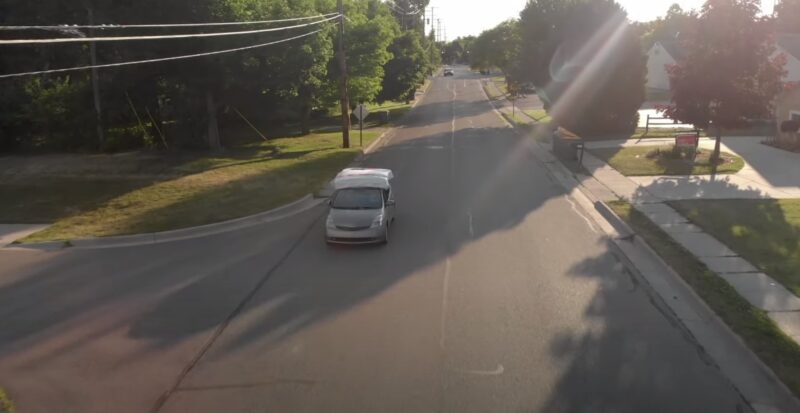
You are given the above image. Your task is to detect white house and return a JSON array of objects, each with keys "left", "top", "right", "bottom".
[
  {"left": 646, "top": 35, "right": 800, "bottom": 91},
  {"left": 774, "top": 34, "right": 800, "bottom": 83},
  {"left": 646, "top": 40, "right": 683, "bottom": 91},
  {"left": 774, "top": 34, "right": 800, "bottom": 129}
]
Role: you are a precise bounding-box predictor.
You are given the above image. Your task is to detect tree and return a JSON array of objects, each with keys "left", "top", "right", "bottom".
[
  {"left": 665, "top": 0, "right": 785, "bottom": 171},
  {"left": 518, "top": 0, "right": 646, "bottom": 136},
  {"left": 638, "top": 3, "right": 696, "bottom": 49},
  {"left": 378, "top": 30, "right": 427, "bottom": 103},
  {"left": 324, "top": 0, "right": 397, "bottom": 107},
  {"left": 470, "top": 20, "right": 520, "bottom": 75},
  {"left": 776, "top": 0, "right": 800, "bottom": 33}
]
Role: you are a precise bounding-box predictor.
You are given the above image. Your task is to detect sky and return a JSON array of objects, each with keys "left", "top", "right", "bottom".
[{"left": 427, "top": 0, "right": 777, "bottom": 40}]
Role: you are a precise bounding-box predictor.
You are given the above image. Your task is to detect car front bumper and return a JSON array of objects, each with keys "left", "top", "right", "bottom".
[{"left": 326, "top": 226, "right": 386, "bottom": 244}]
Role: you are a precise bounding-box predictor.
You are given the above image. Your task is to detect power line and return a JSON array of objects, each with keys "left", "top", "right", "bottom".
[
  {"left": 0, "top": 14, "right": 339, "bottom": 45},
  {"left": 0, "top": 13, "right": 339, "bottom": 31},
  {"left": 0, "top": 28, "right": 325, "bottom": 79},
  {"left": 385, "top": 1, "right": 423, "bottom": 16}
]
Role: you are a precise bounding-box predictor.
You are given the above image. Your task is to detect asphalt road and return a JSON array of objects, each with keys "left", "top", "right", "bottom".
[{"left": 0, "top": 66, "right": 750, "bottom": 413}]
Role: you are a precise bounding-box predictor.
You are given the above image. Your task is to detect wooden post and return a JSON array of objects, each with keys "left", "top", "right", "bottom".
[{"left": 337, "top": 0, "right": 350, "bottom": 148}]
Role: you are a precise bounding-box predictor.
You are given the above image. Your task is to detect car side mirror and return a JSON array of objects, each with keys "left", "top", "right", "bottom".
[{"left": 386, "top": 200, "right": 395, "bottom": 206}]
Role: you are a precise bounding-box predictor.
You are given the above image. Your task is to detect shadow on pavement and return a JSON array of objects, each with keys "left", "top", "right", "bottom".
[{"left": 539, "top": 241, "right": 749, "bottom": 412}]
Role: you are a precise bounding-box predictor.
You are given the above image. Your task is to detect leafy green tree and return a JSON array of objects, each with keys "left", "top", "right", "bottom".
[
  {"left": 665, "top": 0, "right": 785, "bottom": 169},
  {"left": 637, "top": 4, "right": 696, "bottom": 49},
  {"left": 324, "top": 0, "right": 397, "bottom": 107},
  {"left": 470, "top": 20, "right": 520, "bottom": 74},
  {"left": 518, "top": 0, "right": 646, "bottom": 136},
  {"left": 378, "top": 30, "right": 427, "bottom": 103}
]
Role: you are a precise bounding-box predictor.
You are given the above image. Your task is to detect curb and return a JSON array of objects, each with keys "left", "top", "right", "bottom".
[
  {"left": 593, "top": 196, "right": 800, "bottom": 412},
  {"left": 488, "top": 91, "right": 800, "bottom": 411},
  {"left": 10, "top": 195, "right": 325, "bottom": 251},
  {"left": 5, "top": 77, "right": 439, "bottom": 251}
]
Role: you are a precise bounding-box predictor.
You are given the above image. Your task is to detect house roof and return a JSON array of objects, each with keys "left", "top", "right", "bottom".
[
  {"left": 777, "top": 34, "right": 800, "bottom": 61},
  {"left": 658, "top": 40, "right": 686, "bottom": 61}
]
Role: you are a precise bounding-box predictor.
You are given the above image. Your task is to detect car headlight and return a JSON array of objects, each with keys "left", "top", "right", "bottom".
[
  {"left": 326, "top": 215, "right": 335, "bottom": 228},
  {"left": 371, "top": 214, "right": 384, "bottom": 228}
]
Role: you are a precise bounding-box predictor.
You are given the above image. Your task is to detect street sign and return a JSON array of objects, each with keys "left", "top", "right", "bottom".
[
  {"left": 675, "top": 133, "right": 699, "bottom": 148},
  {"left": 353, "top": 104, "right": 370, "bottom": 147},
  {"left": 353, "top": 104, "right": 369, "bottom": 122}
]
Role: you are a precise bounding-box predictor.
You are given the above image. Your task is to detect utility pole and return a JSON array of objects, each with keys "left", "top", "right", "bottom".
[
  {"left": 87, "top": 7, "right": 104, "bottom": 147},
  {"left": 336, "top": 0, "right": 350, "bottom": 148}
]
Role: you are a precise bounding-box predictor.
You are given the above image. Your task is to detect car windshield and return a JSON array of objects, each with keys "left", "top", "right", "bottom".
[{"left": 331, "top": 188, "right": 384, "bottom": 210}]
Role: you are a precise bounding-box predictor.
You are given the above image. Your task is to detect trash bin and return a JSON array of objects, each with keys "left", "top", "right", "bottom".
[
  {"left": 380, "top": 110, "right": 390, "bottom": 125},
  {"left": 552, "top": 131, "right": 581, "bottom": 160}
]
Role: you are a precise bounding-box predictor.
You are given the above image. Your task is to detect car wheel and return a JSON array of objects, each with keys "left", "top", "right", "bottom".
[{"left": 382, "top": 224, "right": 390, "bottom": 245}]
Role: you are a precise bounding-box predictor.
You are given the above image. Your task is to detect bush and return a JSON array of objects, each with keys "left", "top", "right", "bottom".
[{"left": 19, "top": 77, "right": 95, "bottom": 151}]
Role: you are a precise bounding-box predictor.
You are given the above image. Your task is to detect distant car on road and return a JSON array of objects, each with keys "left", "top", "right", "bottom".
[
  {"left": 326, "top": 168, "right": 396, "bottom": 245},
  {"left": 443, "top": 68, "right": 454, "bottom": 76}
]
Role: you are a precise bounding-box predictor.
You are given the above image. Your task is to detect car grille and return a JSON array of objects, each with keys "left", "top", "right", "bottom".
[{"left": 336, "top": 225, "right": 371, "bottom": 231}]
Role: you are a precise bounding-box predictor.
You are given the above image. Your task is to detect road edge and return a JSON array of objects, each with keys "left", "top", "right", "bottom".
[
  {"left": 483, "top": 89, "right": 800, "bottom": 412},
  {"left": 6, "top": 74, "right": 440, "bottom": 251},
  {"left": 8, "top": 195, "right": 325, "bottom": 251}
]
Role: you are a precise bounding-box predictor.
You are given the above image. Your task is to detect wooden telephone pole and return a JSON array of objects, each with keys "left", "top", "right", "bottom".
[{"left": 337, "top": 0, "right": 351, "bottom": 148}]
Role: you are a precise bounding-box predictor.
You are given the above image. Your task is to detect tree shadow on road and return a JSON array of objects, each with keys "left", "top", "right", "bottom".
[{"left": 539, "top": 242, "right": 750, "bottom": 412}]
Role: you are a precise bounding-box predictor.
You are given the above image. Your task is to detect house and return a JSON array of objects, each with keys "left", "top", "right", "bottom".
[
  {"left": 774, "top": 35, "right": 800, "bottom": 132},
  {"left": 646, "top": 40, "right": 684, "bottom": 91},
  {"left": 775, "top": 34, "right": 800, "bottom": 83},
  {"left": 646, "top": 34, "right": 800, "bottom": 129}
]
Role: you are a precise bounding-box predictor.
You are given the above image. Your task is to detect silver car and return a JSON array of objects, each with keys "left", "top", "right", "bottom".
[{"left": 325, "top": 169, "right": 396, "bottom": 245}]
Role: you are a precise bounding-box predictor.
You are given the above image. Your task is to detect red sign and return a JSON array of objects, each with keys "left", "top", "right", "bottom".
[{"left": 675, "top": 134, "right": 699, "bottom": 148}]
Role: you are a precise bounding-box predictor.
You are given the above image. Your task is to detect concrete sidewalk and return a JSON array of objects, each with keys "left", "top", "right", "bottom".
[
  {"left": 481, "top": 78, "right": 544, "bottom": 123},
  {"left": 578, "top": 149, "right": 800, "bottom": 345}
]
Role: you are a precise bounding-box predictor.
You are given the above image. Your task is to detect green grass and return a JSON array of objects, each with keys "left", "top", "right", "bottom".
[
  {"left": 608, "top": 201, "right": 800, "bottom": 398},
  {"left": 4, "top": 130, "right": 380, "bottom": 243},
  {"left": 590, "top": 145, "right": 745, "bottom": 176},
  {"left": 483, "top": 80, "right": 505, "bottom": 100},
  {"left": 523, "top": 109, "right": 552, "bottom": 123},
  {"left": 363, "top": 101, "right": 412, "bottom": 127},
  {"left": 670, "top": 199, "right": 800, "bottom": 297},
  {"left": 491, "top": 76, "right": 508, "bottom": 95},
  {"left": 0, "top": 387, "right": 14, "bottom": 413}
]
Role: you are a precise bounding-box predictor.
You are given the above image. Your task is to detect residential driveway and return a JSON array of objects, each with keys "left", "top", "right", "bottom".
[{"left": 586, "top": 136, "right": 800, "bottom": 200}]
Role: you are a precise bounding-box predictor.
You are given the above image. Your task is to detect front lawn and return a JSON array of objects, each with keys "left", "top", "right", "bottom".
[
  {"left": 670, "top": 199, "right": 800, "bottom": 297},
  {"left": 523, "top": 109, "right": 552, "bottom": 123},
  {"left": 590, "top": 145, "right": 744, "bottom": 176},
  {"left": 2, "top": 130, "right": 380, "bottom": 243},
  {"left": 609, "top": 201, "right": 800, "bottom": 397}
]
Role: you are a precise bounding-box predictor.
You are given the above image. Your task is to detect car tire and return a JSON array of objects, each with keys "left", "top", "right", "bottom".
[{"left": 382, "top": 224, "right": 390, "bottom": 245}]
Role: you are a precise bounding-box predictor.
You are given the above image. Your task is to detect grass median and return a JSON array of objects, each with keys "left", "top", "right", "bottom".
[
  {"left": 1, "top": 130, "right": 380, "bottom": 243},
  {"left": 608, "top": 201, "right": 800, "bottom": 397},
  {"left": 671, "top": 199, "right": 800, "bottom": 297},
  {"left": 590, "top": 144, "right": 744, "bottom": 176}
]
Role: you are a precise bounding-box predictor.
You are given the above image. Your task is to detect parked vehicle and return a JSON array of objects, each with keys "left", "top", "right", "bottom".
[
  {"left": 443, "top": 68, "right": 454, "bottom": 76},
  {"left": 326, "top": 168, "right": 396, "bottom": 245}
]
